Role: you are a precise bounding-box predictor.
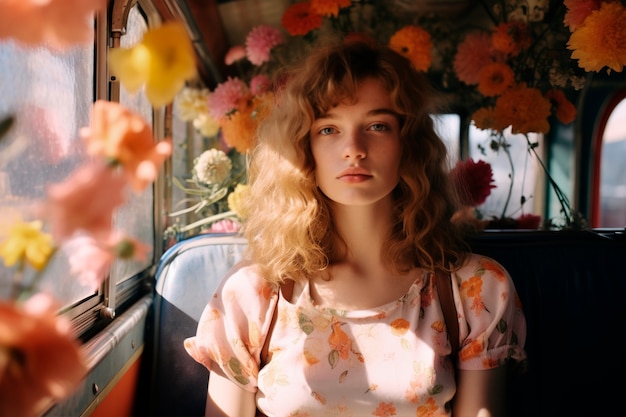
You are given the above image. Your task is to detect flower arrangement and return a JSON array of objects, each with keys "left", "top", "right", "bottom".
[{"left": 0, "top": 2, "right": 198, "bottom": 415}]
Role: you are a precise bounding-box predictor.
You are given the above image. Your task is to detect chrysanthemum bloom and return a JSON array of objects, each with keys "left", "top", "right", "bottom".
[
  {"left": 208, "top": 77, "right": 250, "bottom": 120},
  {"left": 492, "top": 21, "right": 531, "bottom": 57},
  {"left": 228, "top": 184, "right": 251, "bottom": 219},
  {"left": 0, "top": 220, "right": 54, "bottom": 271},
  {"left": 109, "top": 21, "right": 196, "bottom": 107},
  {"left": 225, "top": 45, "right": 247, "bottom": 65},
  {"left": 477, "top": 62, "right": 515, "bottom": 97},
  {"left": 193, "top": 149, "right": 232, "bottom": 185},
  {"left": 175, "top": 87, "right": 211, "bottom": 122},
  {"left": 0, "top": 0, "right": 106, "bottom": 51},
  {"left": 453, "top": 31, "right": 497, "bottom": 85},
  {"left": 193, "top": 114, "right": 221, "bottom": 138},
  {"left": 567, "top": 1, "right": 626, "bottom": 73},
  {"left": 450, "top": 158, "right": 496, "bottom": 206},
  {"left": 281, "top": 2, "right": 324, "bottom": 36},
  {"left": 0, "top": 294, "right": 87, "bottom": 417},
  {"left": 81, "top": 100, "right": 173, "bottom": 191},
  {"left": 471, "top": 107, "right": 508, "bottom": 132},
  {"left": 219, "top": 99, "right": 259, "bottom": 154},
  {"left": 389, "top": 25, "right": 432, "bottom": 72},
  {"left": 494, "top": 84, "right": 552, "bottom": 134},
  {"left": 310, "top": 0, "right": 351, "bottom": 17},
  {"left": 245, "top": 25, "right": 284, "bottom": 66},
  {"left": 45, "top": 161, "right": 127, "bottom": 241},
  {"left": 564, "top": 0, "right": 602, "bottom": 31},
  {"left": 546, "top": 89, "right": 577, "bottom": 124}
]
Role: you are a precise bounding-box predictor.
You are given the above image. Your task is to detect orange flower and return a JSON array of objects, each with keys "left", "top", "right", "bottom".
[
  {"left": 564, "top": 0, "right": 602, "bottom": 31},
  {"left": 373, "top": 401, "right": 397, "bottom": 417},
  {"left": 471, "top": 106, "right": 508, "bottom": 132},
  {"left": 492, "top": 21, "right": 531, "bottom": 57},
  {"left": 281, "top": 2, "right": 324, "bottom": 36},
  {"left": 453, "top": 31, "right": 497, "bottom": 85},
  {"left": 310, "top": 0, "right": 351, "bottom": 17},
  {"left": 220, "top": 98, "right": 259, "bottom": 154},
  {"left": 0, "top": 0, "right": 106, "bottom": 51},
  {"left": 477, "top": 62, "right": 515, "bottom": 97},
  {"left": 546, "top": 89, "right": 577, "bottom": 124},
  {"left": 390, "top": 318, "right": 410, "bottom": 336},
  {"left": 459, "top": 337, "right": 485, "bottom": 361},
  {"left": 328, "top": 321, "right": 351, "bottom": 360},
  {"left": 416, "top": 397, "right": 439, "bottom": 417},
  {"left": 0, "top": 294, "right": 87, "bottom": 417},
  {"left": 81, "top": 100, "right": 173, "bottom": 191},
  {"left": 567, "top": 1, "right": 626, "bottom": 73},
  {"left": 494, "top": 84, "right": 552, "bottom": 134},
  {"left": 45, "top": 161, "right": 127, "bottom": 242},
  {"left": 389, "top": 25, "right": 432, "bottom": 72}
]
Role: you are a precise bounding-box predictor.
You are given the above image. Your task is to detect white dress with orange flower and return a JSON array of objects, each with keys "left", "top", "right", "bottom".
[{"left": 185, "top": 253, "right": 527, "bottom": 417}]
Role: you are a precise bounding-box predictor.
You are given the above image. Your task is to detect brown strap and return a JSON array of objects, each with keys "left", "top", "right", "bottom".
[{"left": 435, "top": 270, "right": 459, "bottom": 361}]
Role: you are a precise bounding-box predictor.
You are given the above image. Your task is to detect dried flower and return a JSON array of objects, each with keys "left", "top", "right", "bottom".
[{"left": 193, "top": 149, "right": 232, "bottom": 185}]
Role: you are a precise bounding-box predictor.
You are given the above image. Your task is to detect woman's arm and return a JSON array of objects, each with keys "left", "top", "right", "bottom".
[
  {"left": 205, "top": 371, "right": 257, "bottom": 417},
  {"left": 453, "top": 366, "right": 508, "bottom": 417}
]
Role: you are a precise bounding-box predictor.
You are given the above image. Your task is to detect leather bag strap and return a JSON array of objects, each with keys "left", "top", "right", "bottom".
[{"left": 435, "top": 269, "right": 460, "bottom": 360}]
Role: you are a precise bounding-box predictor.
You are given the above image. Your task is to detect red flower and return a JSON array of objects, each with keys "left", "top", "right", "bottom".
[
  {"left": 515, "top": 213, "right": 542, "bottom": 229},
  {"left": 450, "top": 158, "right": 496, "bottom": 206}
]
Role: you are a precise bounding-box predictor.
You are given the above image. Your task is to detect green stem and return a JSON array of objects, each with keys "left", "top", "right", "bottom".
[
  {"left": 178, "top": 210, "right": 238, "bottom": 234},
  {"left": 500, "top": 136, "right": 515, "bottom": 219}
]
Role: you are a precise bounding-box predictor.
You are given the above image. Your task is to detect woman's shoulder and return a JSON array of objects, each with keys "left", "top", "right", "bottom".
[
  {"left": 454, "top": 252, "right": 514, "bottom": 286},
  {"left": 218, "top": 259, "right": 279, "bottom": 297}
]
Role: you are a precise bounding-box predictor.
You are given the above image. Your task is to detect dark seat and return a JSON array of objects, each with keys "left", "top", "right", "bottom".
[{"left": 143, "top": 229, "right": 626, "bottom": 417}]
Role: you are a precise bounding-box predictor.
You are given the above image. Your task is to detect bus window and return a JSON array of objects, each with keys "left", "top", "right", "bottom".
[{"left": 598, "top": 96, "right": 626, "bottom": 227}]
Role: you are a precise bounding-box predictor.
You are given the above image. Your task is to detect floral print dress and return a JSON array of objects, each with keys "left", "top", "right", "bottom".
[{"left": 184, "top": 253, "right": 527, "bottom": 417}]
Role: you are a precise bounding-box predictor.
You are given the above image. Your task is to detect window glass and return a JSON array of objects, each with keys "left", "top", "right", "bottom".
[
  {"left": 432, "top": 114, "right": 460, "bottom": 167},
  {"left": 109, "top": 5, "right": 154, "bottom": 283},
  {"left": 0, "top": 40, "right": 95, "bottom": 305},
  {"left": 599, "top": 97, "right": 626, "bottom": 227},
  {"left": 468, "top": 126, "right": 543, "bottom": 221}
]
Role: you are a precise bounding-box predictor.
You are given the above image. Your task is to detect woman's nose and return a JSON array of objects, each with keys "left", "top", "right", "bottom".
[{"left": 343, "top": 132, "right": 366, "bottom": 160}]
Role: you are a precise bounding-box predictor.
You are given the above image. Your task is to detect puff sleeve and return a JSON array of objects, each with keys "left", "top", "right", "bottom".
[
  {"left": 453, "top": 254, "right": 527, "bottom": 370},
  {"left": 184, "top": 263, "right": 279, "bottom": 392}
]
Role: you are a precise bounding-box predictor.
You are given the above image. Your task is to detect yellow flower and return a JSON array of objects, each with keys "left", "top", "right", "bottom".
[
  {"left": 109, "top": 21, "right": 197, "bottom": 107},
  {"left": 228, "top": 184, "right": 250, "bottom": 219},
  {"left": 0, "top": 220, "right": 54, "bottom": 271},
  {"left": 567, "top": 2, "right": 626, "bottom": 73},
  {"left": 389, "top": 25, "right": 432, "bottom": 72}
]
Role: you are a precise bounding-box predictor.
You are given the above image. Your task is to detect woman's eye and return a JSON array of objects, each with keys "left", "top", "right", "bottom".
[
  {"left": 319, "top": 127, "right": 335, "bottom": 135},
  {"left": 369, "top": 123, "right": 389, "bottom": 132}
]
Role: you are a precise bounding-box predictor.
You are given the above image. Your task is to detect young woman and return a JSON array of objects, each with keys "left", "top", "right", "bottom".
[{"left": 185, "top": 41, "right": 527, "bottom": 417}]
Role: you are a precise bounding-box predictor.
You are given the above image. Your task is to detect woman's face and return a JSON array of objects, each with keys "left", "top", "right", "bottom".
[{"left": 310, "top": 77, "right": 402, "bottom": 207}]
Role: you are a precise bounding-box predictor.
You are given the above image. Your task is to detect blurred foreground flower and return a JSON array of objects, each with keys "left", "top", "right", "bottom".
[
  {"left": 0, "top": 294, "right": 87, "bottom": 417},
  {"left": 109, "top": 21, "right": 197, "bottom": 107},
  {"left": 0, "top": 0, "right": 106, "bottom": 50}
]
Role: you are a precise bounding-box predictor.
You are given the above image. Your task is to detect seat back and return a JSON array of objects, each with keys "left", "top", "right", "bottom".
[{"left": 148, "top": 234, "right": 247, "bottom": 417}]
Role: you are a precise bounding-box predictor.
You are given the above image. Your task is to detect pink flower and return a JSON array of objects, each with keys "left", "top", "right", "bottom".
[
  {"left": 0, "top": 294, "right": 87, "bottom": 417},
  {"left": 44, "top": 160, "right": 127, "bottom": 242},
  {"left": 245, "top": 25, "right": 284, "bottom": 66},
  {"left": 63, "top": 233, "right": 150, "bottom": 290},
  {"left": 225, "top": 45, "right": 247, "bottom": 65},
  {"left": 204, "top": 219, "right": 241, "bottom": 234},
  {"left": 453, "top": 31, "right": 498, "bottom": 85},
  {"left": 208, "top": 77, "right": 250, "bottom": 119},
  {"left": 250, "top": 74, "right": 271, "bottom": 95},
  {"left": 80, "top": 100, "right": 173, "bottom": 191},
  {"left": 450, "top": 158, "right": 496, "bottom": 206},
  {"left": 0, "top": 0, "right": 106, "bottom": 51}
]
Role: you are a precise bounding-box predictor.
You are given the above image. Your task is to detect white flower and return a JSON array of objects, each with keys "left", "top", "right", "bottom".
[
  {"left": 193, "top": 113, "right": 220, "bottom": 137},
  {"left": 193, "top": 149, "right": 232, "bottom": 185},
  {"left": 175, "top": 87, "right": 210, "bottom": 122}
]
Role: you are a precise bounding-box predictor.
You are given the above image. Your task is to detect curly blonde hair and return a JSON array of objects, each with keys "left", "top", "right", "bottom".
[{"left": 241, "top": 40, "right": 467, "bottom": 284}]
